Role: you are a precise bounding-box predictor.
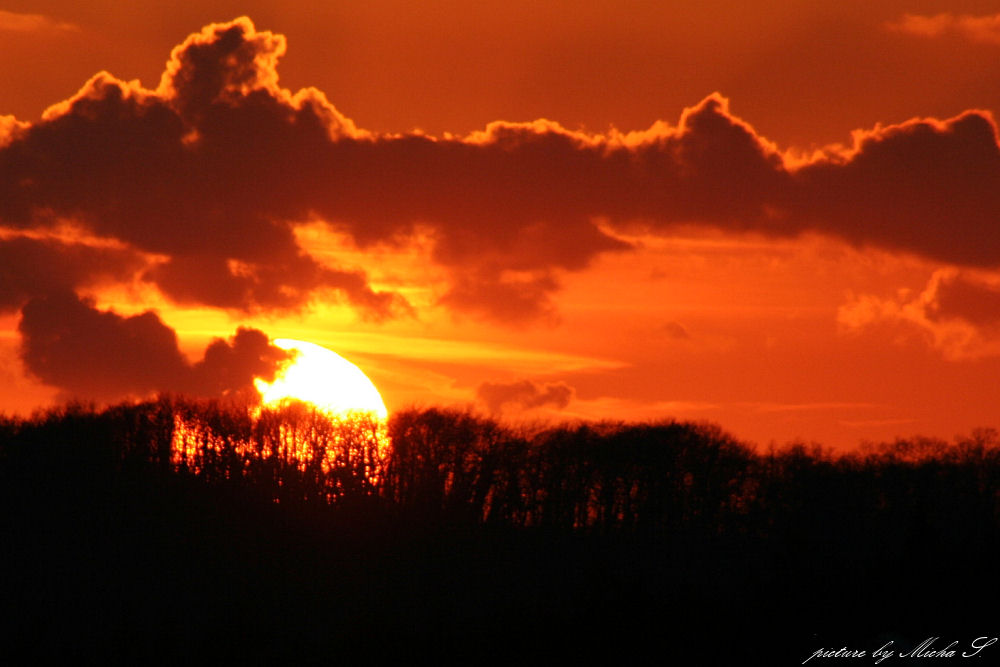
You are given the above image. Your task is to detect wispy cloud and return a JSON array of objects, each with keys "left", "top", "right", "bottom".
[
  {"left": 0, "top": 10, "right": 78, "bottom": 34},
  {"left": 838, "top": 418, "right": 917, "bottom": 429},
  {"left": 563, "top": 397, "right": 720, "bottom": 423},
  {"left": 316, "top": 330, "right": 626, "bottom": 373},
  {"left": 741, "top": 401, "right": 881, "bottom": 414},
  {"left": 887, "top": 12, "right": 1000, "bottom": 45}
]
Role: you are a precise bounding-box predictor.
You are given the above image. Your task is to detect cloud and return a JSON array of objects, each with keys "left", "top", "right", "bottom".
[
  {"left": 660, "top": 321, "right": 691, "bottom": 340},
  {"left": 0, "top": 19, "right": 400, "bottom": 319},
  {"left": 838, "top": 270, "right": 1000, "bottom": 360},
  {"left": 440, "top": 270, "right": 560, "bottom": 324},
  {"left": 17, "top": 290, "right": 290, "bottom": 403},
  {"left": 188, "top": 327, "right": 291, "bottom": 399},
  {"left": 143, "top": 252, "right": 404, "bottom": 319},
  {"left": 741, "top": 401, "right": 881, "bottom": 414},
  {"left": 0, "top": 10, "right": 78, "bottom": 34},
  {"left": 3, "top": 17, "right": 1000, "bottom": 327},
  {"left": 0, "top": 235, "right": 143, "bottom": 313},
  {"left": 477, "top": 379, "right": 574, "bottom": 414},
  {"left": 790, "top": 110, "right": 1000, "bottom": 268},
  {"left": 930, "top": 272, "right": 1000, "bottom": 328},
  {"left": 0, "top": 115, "right": 28, "bottom": 145},
  {"left": 887, "top": 13, "right": 1000, "bottom": 45}
]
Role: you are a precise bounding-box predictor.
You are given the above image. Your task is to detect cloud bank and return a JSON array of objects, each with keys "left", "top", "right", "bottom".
[
  {"left": 4, "top": 16, "right": 1000, "bottom": 399},
  {"left": 3, "top": 17, "right": 999, "bottom": 324}
]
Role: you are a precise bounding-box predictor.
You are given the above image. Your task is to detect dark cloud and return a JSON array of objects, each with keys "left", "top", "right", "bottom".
[
  {"left": 0, "top": 235, "right": 142, "bottom": 313},
  {"left": 17, "top": 290, "right": 290, "bottom": 403},
  {"left": 2, "top": 17, "right": 1000, "bottom": 325},
  {"left": 440, "top": 270, "right": 560, "bottom": 324},
  {"left": 792, "top": 111, "right": 1000, "bottom": 267},
  {"left": 189, "top": 327, "right": 290, "bottom": 399},
  {"left": 144, "top": 251, "right": 404, "bottom": 318},
  {"left": 477, "top": 379, "right": 574, "bottom": 414},
  {"left": 928, "top": 273, "right": 1000, "bottom": 329},
  {"left": 660, "top": 321, "right": 691, "bottom": 340},
  {"left": 0, "top": 19, "right": 397, "bottom": 318}
]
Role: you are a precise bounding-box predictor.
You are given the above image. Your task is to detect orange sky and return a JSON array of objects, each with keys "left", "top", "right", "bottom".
[{"left": 2, "top": 4, "right": 1000, "bottom": 449}]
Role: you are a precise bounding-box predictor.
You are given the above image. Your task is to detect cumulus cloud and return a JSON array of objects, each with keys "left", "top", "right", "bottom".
[
  {"left": 838, "top": 270, "right": 1000, "bottom": 360},
  {"left": 3, "top": 16, "right": 1000, "bottom": 328},
  {"left": 477, "top": 379, "right": 575, "bottom": 414},
  {"left": 0, "top": 19, "right": 401, "bottom": 319},
  {"left": 791, "top": 111, "right": 1000, "bottom": 268},
  {"left": 0, "top": 115, "right": 27, "bottom": 145},
  {"left": 887, "top": 13, "right": 1000, "bottom": 45},
  {"left": 18, "top": 290, "right": 290, "bottom": 403}
]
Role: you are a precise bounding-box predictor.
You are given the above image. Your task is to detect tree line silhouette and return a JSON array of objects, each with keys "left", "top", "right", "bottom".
[{"left": 2, "top": 397, "right": 999, "bottom": 660}]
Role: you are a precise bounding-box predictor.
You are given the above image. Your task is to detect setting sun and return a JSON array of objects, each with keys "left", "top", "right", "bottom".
[{"left": 254, "top": 339, "right": 388, "bottom": 420}]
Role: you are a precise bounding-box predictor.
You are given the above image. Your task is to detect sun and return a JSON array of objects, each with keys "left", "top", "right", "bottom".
[{"left": 254, "top": 339, "right": 388, "bottom": 420}]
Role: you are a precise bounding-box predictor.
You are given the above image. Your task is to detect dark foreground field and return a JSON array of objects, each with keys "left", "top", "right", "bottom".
[{"left": 2, "top": 399, "right": 998, "bottom": 662}]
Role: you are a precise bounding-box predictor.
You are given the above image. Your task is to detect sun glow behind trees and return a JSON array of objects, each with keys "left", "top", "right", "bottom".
[
  {"left": 169, "top": 402, "right": 388, "bottom": 501},
  {"left": 170, "top": 340, "right": 390, "bottom": 498}
]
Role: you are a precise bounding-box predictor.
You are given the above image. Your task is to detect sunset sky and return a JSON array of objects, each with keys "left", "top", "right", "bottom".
[{"left": 2, "top": 1, "right": 1000, "bottom": 449}]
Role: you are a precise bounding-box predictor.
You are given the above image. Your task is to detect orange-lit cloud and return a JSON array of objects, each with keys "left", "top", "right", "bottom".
[
  {"left": 0, "top": 10, "right": 78, "bottom": 34},
  {"left": 838, "top": 270, "right": 1000, "bottom": 360},
  {"left": 887, "top": 13, "right": 1000, "bottom": 45}
]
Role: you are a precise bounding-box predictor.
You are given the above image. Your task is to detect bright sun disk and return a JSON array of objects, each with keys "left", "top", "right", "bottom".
[{"left": 254, "top": 339, "right": 388, "bottom": 420}]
